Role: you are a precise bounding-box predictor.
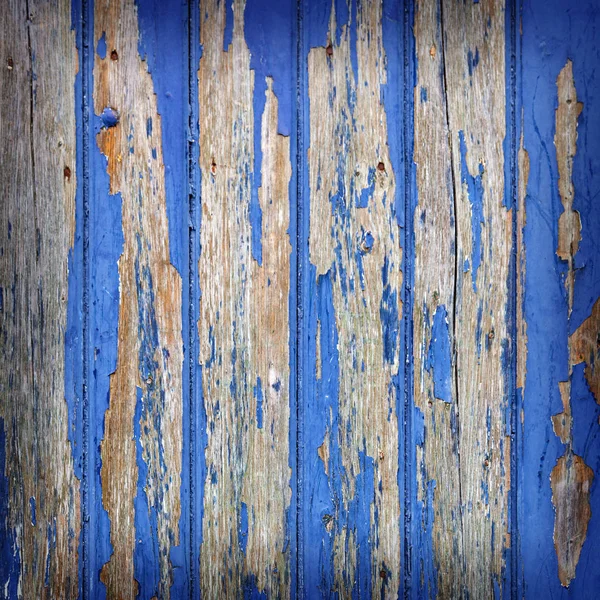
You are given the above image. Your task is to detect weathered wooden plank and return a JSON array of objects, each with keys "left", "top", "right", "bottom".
[
  {"left": 197, "top": 0, "right": 295, "bottom": 597},
  {"left": 413, "top": 0, "right": 513, "bottom": 595},
  {"left": 0, "top": 0, "right": 80, "bottom": 597},
  {"left": 302, "top": 1, "right": 403, "bottom": 596},
  {"left": 91, "top": 0, "right": 185, "bottom": 597},
  {"left": 520, "top": 1, "right": 600, "bottom": 594},
  {"left": 412, "top": 1, "right": 463, "bottom": 596}
]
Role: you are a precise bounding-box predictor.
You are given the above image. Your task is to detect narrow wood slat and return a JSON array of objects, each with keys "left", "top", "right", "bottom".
[
  {"left": 197, "top": 0, "right": 294, "bottom": 597},
  {"left": 0, "top": 1, "right": 80, "bottom": 597},
  {"left": 92, "top": 1, "right": 184, "bottom": 597}
]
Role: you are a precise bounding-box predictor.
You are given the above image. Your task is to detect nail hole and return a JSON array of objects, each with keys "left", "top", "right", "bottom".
[
  {"left": 380, "top": 570, "right": 387, "bottom": 579},
  {"left": 63, "top": 166, "right": 71, "bottom": 181},
  {"left": 7, "top": 57, "right": 13, "bottom": 70},
  {"left": 488, "top": 329, "right": 495, "bottom": 341},
  {"left": 211, "top": 159, "right": 217, "bottom": 175},
  {"left": 377, "top": 161, "right": 385, "bottom": 171},
  {"left": 326, "top": 44, "right": 333, "bottom": 56},
  {"left": 110, "top": 49, "right": 119, "bottom": 61}
]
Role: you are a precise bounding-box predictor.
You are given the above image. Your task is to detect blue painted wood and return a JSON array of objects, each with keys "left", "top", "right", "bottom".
[
  {"left": 2, "top": 0, "right": 600, "bottom": 597},
  {"left": 520, "top": 0, "right": 600, "bottom": 597}
]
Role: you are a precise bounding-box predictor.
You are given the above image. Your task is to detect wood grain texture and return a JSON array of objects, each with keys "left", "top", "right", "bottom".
[
  {"left": 422, "top": 0, "right": 511, "bottom": 595},
  {"left": 197, "top": 1, "right": 292, "bottom": 597},
  {"left": 307, "top": 2, "right": 401, "bottom": 596},
  {"left": 0, "top": 0, "right": 80, "bottom": 597},
  {"left": 550, "top": 60, "right": 593, "bottom": 588},
  {"left": 93, "top": 1, "right": 184, "bottom": 597},
  {"left": 413, "top": 1, "right": 463, "bottom": 595}
]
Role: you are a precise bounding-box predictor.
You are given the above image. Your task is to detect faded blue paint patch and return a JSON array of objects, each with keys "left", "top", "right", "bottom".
[
  {"left": 425, "top": 305, "right": 452, "bottom": 403},
  {"left": 223, "top": 0, "right": 234, "bottom": 50},
  {"left": 254, "top": 377, "right": 263, "bottom": 429},
  {"left": 357, "top": 167, "right": 376, "bottom": 208},
  {"left": 96, "top": 31, "right": 107, "bottom": 59},
  {"left": 133, "top": 387, "right": 160, "bottom": 599},
  {"left": 29, "top": 497, "right": 36, "bottom": 527},
  {"left": 420, "top": 86, "right": 428, "bottom": 103},
  {"left": 459, "top": 130, "right": 484, "bottom": 292},
  {"left": 239, "top": 502, "right": 249, "bottom": 554},
  {"left": 0, "top": 418, "right": 20, "bottom": 597},
  {"left": 381, "top": 257, "right": 399, "bottom": 365},
  {"left": 467, "top": 47, "right": 480, "bottom": 77}
]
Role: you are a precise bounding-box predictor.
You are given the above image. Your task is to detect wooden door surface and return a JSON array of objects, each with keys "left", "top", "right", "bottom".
[{"left": 1, "top": 0, "right": 600, "bottom": 598}]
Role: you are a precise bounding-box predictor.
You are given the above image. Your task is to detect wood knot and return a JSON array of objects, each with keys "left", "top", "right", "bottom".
[
  {"left": 110, "top": 49, "right": 119, "bottom": 61},
  {"left": 359, "top": 231, "right": 374, "bottom": 254}
]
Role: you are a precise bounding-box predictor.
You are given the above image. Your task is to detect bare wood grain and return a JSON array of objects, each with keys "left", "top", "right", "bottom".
[
  {"left": 307, "top": 3, "right": 401, "bottom": 596},
  {"left": 93, "top": 1, "right": 184, "bottom": 597},
  {"left": 437, "top": 0, "right": 511, "bottom": 595},
  {"left": 197, "top": 1, "right": 292, "bottom": 597},
  {"left": 413, "top": 1, "right": 464, "bottom": 595},
  {"left": 0, "top": 0, "right": 80, "bottom": 597}
]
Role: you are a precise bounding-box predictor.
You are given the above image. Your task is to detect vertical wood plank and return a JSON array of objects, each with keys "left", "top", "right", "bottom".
[
  {"left": 520, "top": 0, "right": 600, "bottom": 594},
  {"left": 0, "top": 0, "right": 80, "bottom": 597},
  {"left": 444, "top": 1, "right": 512, "bottom": 594},
  {"left": 412, "top": 1, "right": 462, "bottom": 596},
  {"left": 197, "top": 0, "right": 295, "bottom": 597},
  {"left": 414, "top": 0, "right": 513, "bottom": 595},
  {"left": 302, "top": 1, "right": 403, "bottom": 596},
  {"left": 91, "top": 1, "right": 185, "bottom": 597}
]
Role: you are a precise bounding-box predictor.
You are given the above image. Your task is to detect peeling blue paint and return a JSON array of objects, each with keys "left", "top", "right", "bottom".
[
  {"left": 133, "top": 387, "right": 160, "bottom": 599},
  {"left": 425, "top": 305, "right": 452, "bottom": 403},
  {"left": 254, "top": 377, "right": 264, "bottom": 429},
  {"left": 0, "top": 419, "right": 20, "bottom": 597},
  {"left": 459, "top": 130, "right": 485, "bottom": 293},
  {"left": 239, "top": 501, "right": 249, "bottom": 554},
  {"left": 521, "top": 0, "right": 600, "bottom": 596},
  {"left": 96, "top": 31, "right": 107, "bottom": 59}
]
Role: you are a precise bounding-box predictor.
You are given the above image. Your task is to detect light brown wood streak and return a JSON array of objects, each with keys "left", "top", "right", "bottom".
[
  {"left": 550, "top": 60, "right": 593, "bottom": 588},
  {"left": 93, "top": 1, "right": 183, "bottom": 597},
  {"left": 413, "top": 1, "right": 464, "bottom": 595},
  {"left": 198, "top": 2, "right": 292, "bottom": 597},
  {"left": 570, "top": 297, "right": 600, "bottom": 404},
  {"left": 308, "top": 2, "right": 401, "bottom": 596},
  {"left": 441, "top": 0, "right": 511, "bottom": 595},
  {"left": 555, "top": 61, "right": 582, "bottom": 315},
  {"left": 0, "top": 1, "right": 80, "bottom": 597},
  {"left": 517, "top": 135, "right": 529, "bottom": 395},
  {"left": 243, "top": 79, "right": 292, "bottom": 597}
]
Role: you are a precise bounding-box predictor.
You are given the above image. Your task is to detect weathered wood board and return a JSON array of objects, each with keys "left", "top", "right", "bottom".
[{"left": 0, "top": 0, "right": 599, "bottom": 598}]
